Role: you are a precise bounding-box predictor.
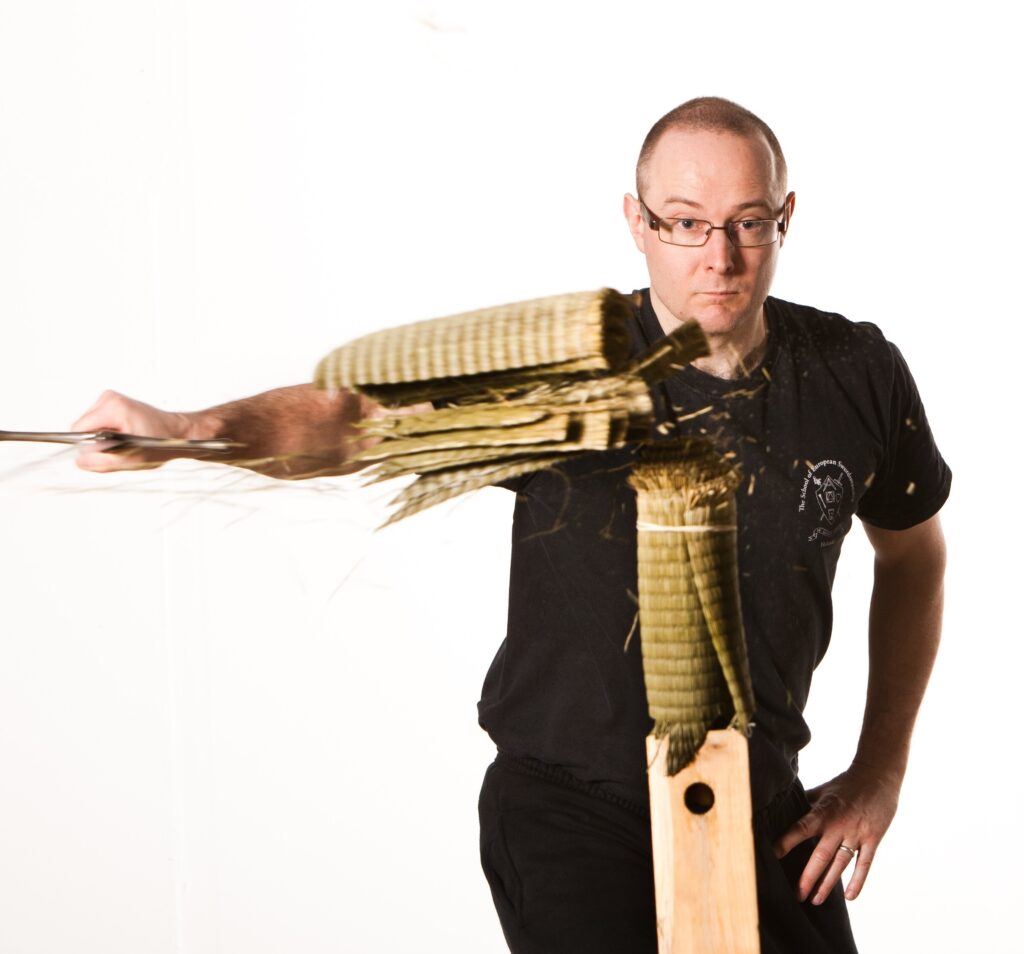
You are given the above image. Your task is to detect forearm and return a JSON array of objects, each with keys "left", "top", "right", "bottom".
[
  {"left": 854, "top": 517, "right": 947, "bottom": 784},
  {"left": 774, "top": 517, "right": 947, "bottom": 902},
  {"left": 188, "top": 383, "right": 383, "bottom": 480},
  {"left": 74, "top": 383, "right": 391, "bottom": 479}
]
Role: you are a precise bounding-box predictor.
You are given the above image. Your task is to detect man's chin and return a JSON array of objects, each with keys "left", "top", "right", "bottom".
[
  {"left": 691, "top": 308, "right": 744, "bottom": 337},
  {"left": 689, "top": 295, "right": 761, "bottom": 332}
]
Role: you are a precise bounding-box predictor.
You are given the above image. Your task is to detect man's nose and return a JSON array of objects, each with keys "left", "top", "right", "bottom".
[{"left": 702, "top": 227, "right": 737, "bottom": 271}]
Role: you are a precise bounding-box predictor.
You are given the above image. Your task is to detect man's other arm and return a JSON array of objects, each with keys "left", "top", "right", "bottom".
[
  {"left": 73, "top": 385, "right": 428, "bottom": 479},
  {"left": 774, "top": 512, "right": 947, "bottom": 904}
]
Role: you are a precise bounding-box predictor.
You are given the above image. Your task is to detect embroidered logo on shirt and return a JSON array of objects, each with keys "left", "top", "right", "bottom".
[{"left": 798, "top": 459, "right": 855, "bottom": 545}]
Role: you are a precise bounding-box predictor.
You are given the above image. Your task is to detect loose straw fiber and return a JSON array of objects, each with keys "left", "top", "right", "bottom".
[{"left": 629, "top": 439, "right": 755, "bottom": 775}]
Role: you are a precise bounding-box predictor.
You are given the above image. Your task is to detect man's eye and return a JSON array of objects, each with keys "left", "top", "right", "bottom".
[
  {"left": 737, "top": 219, "right": 764, "bottom": 230},
  {"left": 674, "top": 219, "right": 699, "bottom": 231}
]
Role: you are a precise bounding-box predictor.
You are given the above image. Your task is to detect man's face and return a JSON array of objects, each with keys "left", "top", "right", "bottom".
[{"left": 624, "top": 127, "right": 795, "bottom": 341}]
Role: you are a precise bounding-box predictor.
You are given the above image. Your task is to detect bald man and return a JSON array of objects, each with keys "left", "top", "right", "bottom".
[{"left": 76, "top": 98, "right": 950, "bottom": 954}]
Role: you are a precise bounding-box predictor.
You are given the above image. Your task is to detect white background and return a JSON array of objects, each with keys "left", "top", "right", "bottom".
[{"left": 0, "top": 2, "right": 1018, "bottom": 952}]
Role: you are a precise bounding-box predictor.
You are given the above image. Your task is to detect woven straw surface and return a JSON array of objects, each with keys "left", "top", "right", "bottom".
[
  {"left": 315, "top": 288, "right": 636, "bottom": 404},
  {"left": 630, "top": 439, "right": 755, "bottom": 775}
]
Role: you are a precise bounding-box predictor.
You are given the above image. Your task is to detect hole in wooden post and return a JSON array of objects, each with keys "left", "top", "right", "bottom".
[{"left": 684, "top": 782, "right": 715, "bottom": 815}]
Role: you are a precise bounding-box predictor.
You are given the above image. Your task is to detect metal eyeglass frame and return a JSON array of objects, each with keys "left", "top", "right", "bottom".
[{"left": 638, "top": 198, "right": 789, "bottom": 248}]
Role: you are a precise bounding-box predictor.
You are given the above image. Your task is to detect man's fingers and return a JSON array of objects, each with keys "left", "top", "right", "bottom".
[
  {"left": 795, "top": 836, "right": 844, "bottom": 902},
  {"left": 843, "top": 843, "right": 875, "bottom": 901},
  {"left": 773, "top": 810, "right": 821, "bottom": 859},
  {"left": 75, "top": 449, "right": 119, "bottom": 473},
  {"left": 809, "top": 843, "right": 857, "bottom": 905},
  {"left": 75, "top": 446, "right": 163, "bottom": 473},
  {"left": 801, "top": 841, "right": 876, "bottom": 905},
  {"left": 72, "top": 390, "right": 127, "bottom": 433}
]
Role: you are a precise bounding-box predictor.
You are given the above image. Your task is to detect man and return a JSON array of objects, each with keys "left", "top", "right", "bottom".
[{"left": 75, "top": 98, "right": 949, "bottom": 953}]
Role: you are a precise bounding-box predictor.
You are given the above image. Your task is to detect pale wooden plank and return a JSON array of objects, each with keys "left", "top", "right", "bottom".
[{"left": 646, "top": 729, "right": 760, "bottom": 954}]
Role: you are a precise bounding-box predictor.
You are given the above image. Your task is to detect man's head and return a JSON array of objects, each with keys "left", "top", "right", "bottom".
[
  {"left": 624, "top": 97, "right": 796, "bottom": 350},
  {"left": 635, "top": 97, "right": 788, "bottom": 199}
]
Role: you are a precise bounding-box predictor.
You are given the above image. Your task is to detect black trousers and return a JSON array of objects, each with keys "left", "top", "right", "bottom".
[{"left": 478, "top": 753, "right": 859, "bottom": 954}]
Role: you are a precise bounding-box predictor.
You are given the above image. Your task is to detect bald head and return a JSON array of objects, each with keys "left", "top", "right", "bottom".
[{"left": 636, "top": 97, "right": 788, "bottom": 200}]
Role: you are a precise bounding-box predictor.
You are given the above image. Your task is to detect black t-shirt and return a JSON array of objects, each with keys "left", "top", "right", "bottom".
[{"left": 479, "top": 290, "right": 952, "bottom": 809}]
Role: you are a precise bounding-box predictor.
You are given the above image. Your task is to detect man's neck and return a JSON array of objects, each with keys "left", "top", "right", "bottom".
[
  {"left": 692, "top": 322, "right": 768, "bottom": 379},
  {"left": 651, "top": 298, "right": 768, "bottom": 380}
]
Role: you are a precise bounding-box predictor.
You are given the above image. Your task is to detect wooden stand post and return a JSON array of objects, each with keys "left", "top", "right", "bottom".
[{"left": 646, "top": 729, "right": 760, "bottom": 954}]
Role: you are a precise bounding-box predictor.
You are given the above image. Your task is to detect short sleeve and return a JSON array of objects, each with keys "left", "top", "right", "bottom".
[{"left": 856, "top": 342, "right": 951, "bottom": 529}]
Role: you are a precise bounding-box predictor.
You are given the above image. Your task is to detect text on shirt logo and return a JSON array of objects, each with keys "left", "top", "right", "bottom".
[{"left": 798, "top": 458, "right": 855, "bottom": 546}]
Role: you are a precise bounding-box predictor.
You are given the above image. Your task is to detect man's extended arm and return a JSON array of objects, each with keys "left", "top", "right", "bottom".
[
  {"left": 774, "top": 512, "right": 947, "bottom": 904},
  {"left": 73, "top": 384, "right": 415, "bottom": 479}
]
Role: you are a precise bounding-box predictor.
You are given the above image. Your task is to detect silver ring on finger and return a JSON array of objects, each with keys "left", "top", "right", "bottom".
[{"left": 837, "top": 844, "right": 857, "bottom": 857}]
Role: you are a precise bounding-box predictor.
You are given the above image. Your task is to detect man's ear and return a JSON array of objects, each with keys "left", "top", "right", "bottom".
[
  {"left": 623, "top": 193, "right": 646, "bottom": 253},
  {"left": 779, "top": 191, "right": 796, "bottom": 247}
]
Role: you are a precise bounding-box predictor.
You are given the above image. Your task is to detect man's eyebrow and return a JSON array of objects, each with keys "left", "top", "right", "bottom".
[
  {"left": 661, "top": 196, "right": 704, "bottom": 209},
  {"left": 660, "top": 197, "right": 774, "bottom": 214}
]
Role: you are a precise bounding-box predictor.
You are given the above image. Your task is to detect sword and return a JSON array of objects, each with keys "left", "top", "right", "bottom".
[{"left": 0, "top": 429, "right": 241, "bottom": 453}]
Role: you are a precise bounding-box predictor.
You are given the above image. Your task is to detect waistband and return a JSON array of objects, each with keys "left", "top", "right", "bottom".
[
  {"left": 495, "top": 750, "right": 805, "bottom": 836},
  {"left": 495, "top": 752, "right": 650, "bottom": 818}
]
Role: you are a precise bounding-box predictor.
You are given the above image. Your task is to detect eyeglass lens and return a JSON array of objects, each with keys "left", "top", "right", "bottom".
[{"left": 660, "top": 218, "right": 780, "bottom": 248}]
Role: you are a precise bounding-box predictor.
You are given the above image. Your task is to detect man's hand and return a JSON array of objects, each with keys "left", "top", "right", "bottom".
[
  {"left": 773, "top": 763, "right": 900, "bottom": 905},
  {"left": 72, "top": 390, "right": 196, "bottom": 472}
]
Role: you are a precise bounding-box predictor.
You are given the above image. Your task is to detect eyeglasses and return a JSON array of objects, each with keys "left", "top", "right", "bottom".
[{"left": 638, "top": 199, "right": 788, "bottom": 248}]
